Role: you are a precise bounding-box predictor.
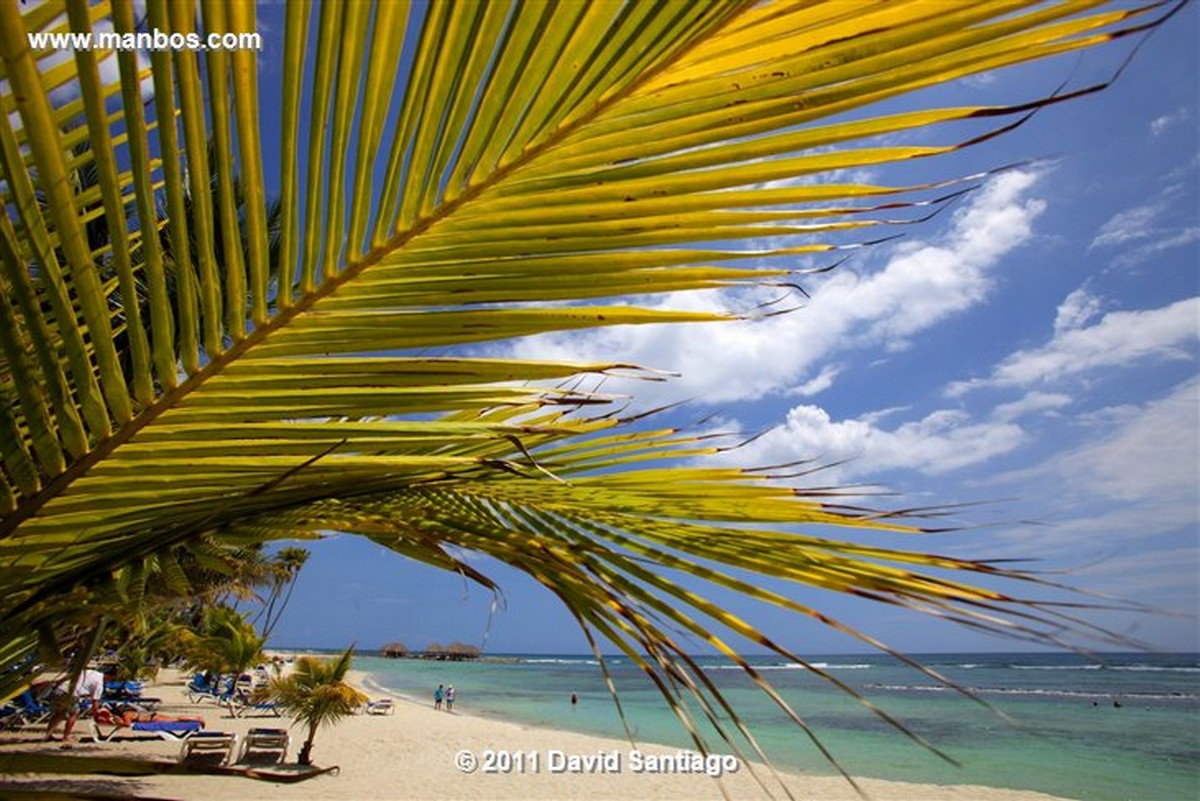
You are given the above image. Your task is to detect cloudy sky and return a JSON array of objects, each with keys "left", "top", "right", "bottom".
[{"left": 274, "top": 5, "right": 1198, "bottom": 655}]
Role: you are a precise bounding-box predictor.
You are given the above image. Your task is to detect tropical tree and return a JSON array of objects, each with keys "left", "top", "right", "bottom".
[
  {"left": 0, "top": 0, "right": 1175, "bottom": 781},
  {"left": 15, "top": 534, "right": 275, "bottom": 687},
  {"left": 101, "top": 613, "right": 191, "bottom": 681},
  {"left": 181, "top": 605, "right": 266, "bottom": 683},
  {"left": 249, "top": 546, "right": 310, "bottom": 639},
  {"left": 259, "top": 647, "right": 368, "bottom": 766}
]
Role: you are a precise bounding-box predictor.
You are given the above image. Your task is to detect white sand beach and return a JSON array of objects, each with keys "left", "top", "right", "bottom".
[{"left": 0, "top": 668, "right": 1074, "bottom": 800}]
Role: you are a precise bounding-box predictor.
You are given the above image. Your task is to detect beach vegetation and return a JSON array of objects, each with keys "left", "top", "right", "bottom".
[
  {"left": 258, "top": 647, "right": 369, "bottom": 765},
  {"left": 248, "top": 546, "right": 311, "bottom": 640},
  {"left": 180, "top": 606, "right": 267, "bottom": 684},
  {"left": 0, "top": 0, "right": 1178, "bottom": 784}
]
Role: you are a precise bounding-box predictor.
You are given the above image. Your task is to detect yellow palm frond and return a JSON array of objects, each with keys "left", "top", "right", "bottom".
[{"left": 0, "top": 0, "right": 1173, "bottom": 780}]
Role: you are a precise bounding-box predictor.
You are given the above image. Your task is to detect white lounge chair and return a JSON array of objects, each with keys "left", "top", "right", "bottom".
[
  {"left": 365, "top": 698, "right": 395, "bottom": 715},
  {"left": 236, "top": 726, "right": 290, "bottom": 764},
  {"left": 180, "top": 730, "right": 239, "bottom": 765}
]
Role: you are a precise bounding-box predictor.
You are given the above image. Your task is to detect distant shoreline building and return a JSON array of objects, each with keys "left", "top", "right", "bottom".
[{"left": 380, "top": 641, "right": 481, "bottom": 661}]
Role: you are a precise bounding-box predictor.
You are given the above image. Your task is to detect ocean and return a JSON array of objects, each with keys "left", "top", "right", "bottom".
[{"left": 353, "top": 651, "right": 1198, "bottom": 800}]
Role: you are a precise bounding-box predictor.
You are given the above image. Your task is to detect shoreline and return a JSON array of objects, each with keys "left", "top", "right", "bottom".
[{"left": 0, "top": 667, "right": 1076, "bottom": 800}]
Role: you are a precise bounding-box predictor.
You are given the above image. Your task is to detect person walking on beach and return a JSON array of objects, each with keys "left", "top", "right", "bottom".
[
  {"left": 434, "top": 684, "right": 444, "bottom": 710},
  {"left": 45, "top": 668, "right": 104, "bottom": 742},
  {"left": 445, "top": 685, "right": 456, "bottom": 712}
]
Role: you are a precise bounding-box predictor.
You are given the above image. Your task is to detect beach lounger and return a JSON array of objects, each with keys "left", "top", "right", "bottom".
[
  {"left": 8, "top": 689, "right": 53, "bottom": 726},
  {"left": 180, "top": 730, "right": 238, "bottom": 765},
  {"left": 226, "top": 697, "right": 282, "bottom": 718},
  {"left": 236, "top": 727, "right": 290, "bottom": 764},
  {"left": 186, "top": 674, "right": 236, "bottom": 705},
  {"left": 101, "top": 698, "right": 163, "bottom": 718},
  {"left": 103, "top": 680, "right": 162, "bottom": 709},
  {"left": 89, "top": 718, "right": 203, "bottom": 742},
  {"left": 0, "top": 700, "right": 38, "bottom": 730},
  {"left": 364, "top": 698, "right": 395, "bottom": 715},
  {"left": 0, "top": 704, "right": 20, "bottom": 729}
]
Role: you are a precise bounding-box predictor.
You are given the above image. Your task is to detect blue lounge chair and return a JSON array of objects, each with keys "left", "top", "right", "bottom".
[
  {"left": 226, "top": 695, "right": 282, "bottom": 718},
  {"left": 186, "top": 674, "right": 236, "bottom": 705},
  {"left": 89, "top": 718, "right": 204, "bottom": 741},
  {"left": 7, "top": 689, "right": 53, "bottom": 726},
  {"left": 185, "top": 674, "right": 218, "bottom": 701},
  {"left": 103, "top": 680, "right": 162, "bottom": 710}
]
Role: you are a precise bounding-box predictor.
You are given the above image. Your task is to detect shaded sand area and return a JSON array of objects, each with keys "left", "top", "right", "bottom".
[{"left": 0, "top": 668, "right": 1074, "bottom": 800}]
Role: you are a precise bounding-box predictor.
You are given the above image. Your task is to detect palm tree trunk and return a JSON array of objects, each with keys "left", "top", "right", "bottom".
[
  {"left": 263, "top": 574, "right": 298, "bottom": 639},
  {"left": 298, "top": 721, "right": 319, "bottom": 765}
]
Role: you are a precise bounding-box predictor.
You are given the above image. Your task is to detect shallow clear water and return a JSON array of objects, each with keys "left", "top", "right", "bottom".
[{"left": 354, "top": 651, "right": 1199, "bottom": 800}]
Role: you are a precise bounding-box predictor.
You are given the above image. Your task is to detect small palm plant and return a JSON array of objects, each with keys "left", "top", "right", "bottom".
[{"left": 260, "top": 647, "right": 367, "bottom": 766}]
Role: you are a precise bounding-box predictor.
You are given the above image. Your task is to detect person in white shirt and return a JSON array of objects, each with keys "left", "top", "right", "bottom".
[{"left": 45, "top": 668, "right": 105, "bottom": 741}]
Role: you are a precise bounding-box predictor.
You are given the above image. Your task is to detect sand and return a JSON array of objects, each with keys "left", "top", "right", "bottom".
[{"left": 0, "top": 668, "right": 1073, "bottom": 800}]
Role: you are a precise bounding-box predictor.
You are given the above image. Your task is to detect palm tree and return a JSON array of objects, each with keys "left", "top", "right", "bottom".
[
  {"left": 183, "top": 606, "right": 266, "bottom": 684},
  {"left": 260, "top": 647, "right": 368, "bottom": 766},
  {"left": 251, "top": 546, "right": 310, "bottom": 640},
  {"left": 0, "top": 0, "right": 1176, "bottom": 779},
  {"left": 23, "top": 536, "right": 278, "bottom": 686}
]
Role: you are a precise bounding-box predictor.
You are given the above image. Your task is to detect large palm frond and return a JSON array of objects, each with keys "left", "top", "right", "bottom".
[{"left": 0, "top": 0, "right": 1171, "bottom": 779}]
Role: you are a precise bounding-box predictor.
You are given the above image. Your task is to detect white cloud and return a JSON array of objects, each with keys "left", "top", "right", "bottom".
[
  {"left": 1150, "top": 107, "right": 1188, "bottom": 136},
  {"left": 948, "top": 296, "right": 1199, "bottom": 395},
  {"left": 725, "top": 389, "right": 1071, "bottom": 483},
  {"left": 1089, "top": 176, "right": 1200, "bottom": 269},
  {"left": 1068, "top": 546, "right": 1199, "bottom": 638},
  {"left": 992, "top": 391, "right": 1072, "bottom": 422},
  {"left": 1054, "top": 288, "right": 1103, "bottom": 335},
  {"left": 1167, "top": 153, "right": 1200, "bottom": 183},
  {"left": 501, "top": 169, "right": 1048, "bottom": 407},
  {"left": 960, "top": 72, "right": 998, "bottom": 89},
  {"left": 1058, "top": 379, "right": 1199, "bottom": 507},
  {"left": 730, "top": 403, "right": 1027, "bottom": 479},
  {"left": 982, "top": 380, "right": 1200, "bottom": 549},
  {"left": 788, "top": 364, "right": 842, "bottom": 397},
  {"left": 1109, "top": 226, "right": 1200, "bottom": 270},
  {"left": 1089, "top": 202, "right": 1162, "bottom": 250},
  {"left": 722, "top": 289, "right": 1195, "bottom": 486}
]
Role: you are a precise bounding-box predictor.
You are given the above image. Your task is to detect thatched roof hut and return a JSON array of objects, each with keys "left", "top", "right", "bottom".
[
  {"left": 420, "top": 641, "right": 481, "bottom": 661},
  {"left": 380, "top": 642, "right": 408, "bottom": 658}
]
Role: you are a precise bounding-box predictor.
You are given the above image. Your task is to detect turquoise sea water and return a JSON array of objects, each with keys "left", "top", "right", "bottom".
[{"left": 354, "top": 651, "right": 1198, "bottom": 800}]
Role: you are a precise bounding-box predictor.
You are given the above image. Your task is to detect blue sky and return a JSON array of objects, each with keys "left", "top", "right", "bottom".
[{"left": 270, "top": 5, "right": 1198, "bottom": 655}]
